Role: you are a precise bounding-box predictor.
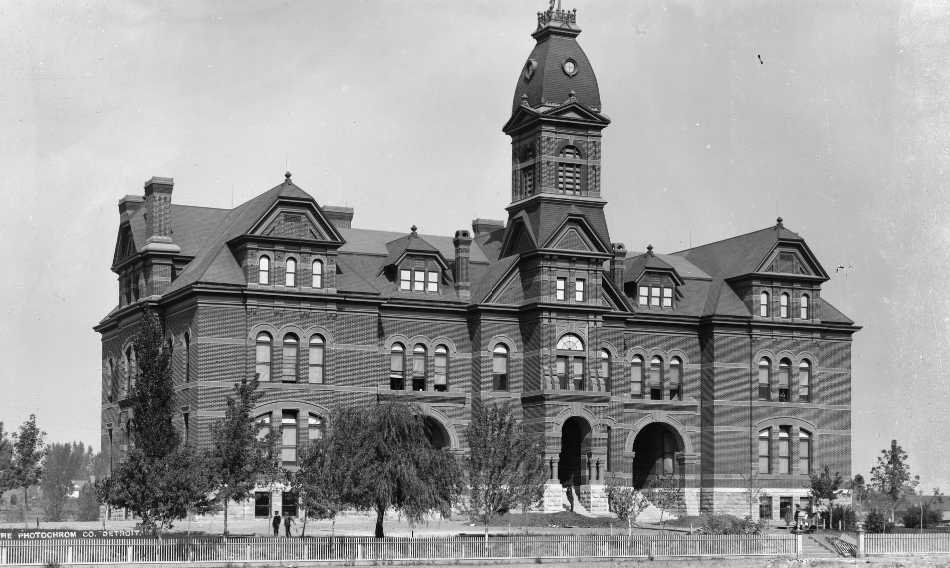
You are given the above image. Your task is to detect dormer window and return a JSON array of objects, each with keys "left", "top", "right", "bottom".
[
  {"left": 400, "top": 270, "right": 411, "bottom": 291},
  {"left": 427, "top": 270, "right": 439, "bottom": 293},
  {"left": 638, "top": 283, "right": 674, "bottom": 308},
  {"left": 398, "top": 265, "right": 440, "bottom": 293}
]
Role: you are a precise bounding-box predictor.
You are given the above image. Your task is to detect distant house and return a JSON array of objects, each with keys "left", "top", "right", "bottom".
[{"left": 894, "top": 495, "right": 950, "bottom": 523}]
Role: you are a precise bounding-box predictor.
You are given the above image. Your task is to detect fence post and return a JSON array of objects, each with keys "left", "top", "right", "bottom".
[
  {"left": 795, "top": 534, "right": 803, "bottom": 559},
  {"left": 67, "top": 546, "right": 72, "bottom": 564},
  {"left": 127, "top": 545, "right": 132, "bottom": 563},
  {"left": 1, "top": 546, "right": 5, "bottom": 565},
  {"left": 856, "top": 528, "right": 865, "bottom": 559}
]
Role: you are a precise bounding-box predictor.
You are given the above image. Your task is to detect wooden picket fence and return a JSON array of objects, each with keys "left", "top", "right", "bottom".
[
  {"left": 0, "top": 534, "right": 797, "bottom": 565},
  {"left": 864, "top": 533, "right": 950, "bottom": 555}
]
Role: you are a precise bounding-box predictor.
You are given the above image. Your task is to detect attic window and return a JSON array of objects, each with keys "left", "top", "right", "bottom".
[
  {"left": 638, "top": 283, "right": 673, "bottom": 308},
  {"left": 562, "top": 58, "right": 578, "bottom": 77},
  {"left": 400, "top": 266, "right": 439, "bottom": 294}
]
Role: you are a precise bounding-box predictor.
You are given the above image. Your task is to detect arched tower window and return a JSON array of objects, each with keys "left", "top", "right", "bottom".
[
  {"left": 312, "top": 260, "right": 323, "bottom": 289},
  {"left": 125, "top": 346, "right": 136, "bottom": 397},
  {"left": 799, "top": 429, "right": 812, "bottom": 474},
  {"left": 600, "top": 349, "right": 611, "bottom": 392},
  {"left": 259, "top": 255, "right": 270, "bottom": 285},
  {"left": 492, "top": 345, "right": 509, "bottom": 391},
  {"left": 760, "top": 291, "right": 770, "bottom": 317},
  {"left": 555, "top": 334, "right": 585, "bottom": 391},
  {"left": 649, "top": 356, "right": 663, "bottom": 400},
  {"left": 520, "top": 148, "right": 535, "bottom": 199},
  {"left": 412, "top": 344, "right": 427, "bottom": 391},
  {"left": 389, "top": 343, "right": 405, "bottom": 390},
  {"left": 631, "top": 356, "right": 644, "bottom": 399},
  {"left": 557, "top": 145, "right": 583, "bottom": 195},
  {"left": 285, "top": 258, "right": 297, "bottom": 287},
  {"left": 308, "top": 335, "right": 325, "bottom": 384},
  {"left": 434, "top": 345, "right": 448, "bottom": 392},
  {"left": 799, "top": 360, "right": 812, "bottom": 402},
  {"left": 800, "top": 294, "right": 809, "bottom": 319},
  {"left": 183, "top": 332, "right": 191, "bottom": 383},
  {"left": 758, "top": 428, "right": 771, "bottom": 474},
  {"left": 780, "top": 293, "right": 789, "bottom": 318},
  {"left": 282, "top": 334, "right": 298, "bottom": 382},
  {"left": 669, "top": 357, "right": 682, "bottom": 400},
  {"left": 758, "top": 358, "right": 771, "bottom": 401},
  {"left": 255, "top": 332, "right": 272, "bottom": 382}
]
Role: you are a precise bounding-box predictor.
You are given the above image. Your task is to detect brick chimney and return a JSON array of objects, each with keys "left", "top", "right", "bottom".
[
  {"left": 471, "top": 218, "right": 504, "bottom": 237},
  {"left": 143, "top": 177, "right": 174, "bottom": 245},
  {"left": 324, "top": 206, "right": 354, "bottom": 229},
  {"left": 610, "top": 243, "right": 626, "bottom": 289},
  {"left": 118, "top": 195, "right": 144, "bottom": 223},
  {"left": 453, "top": 230, "right": 473, "bottom": 301}
]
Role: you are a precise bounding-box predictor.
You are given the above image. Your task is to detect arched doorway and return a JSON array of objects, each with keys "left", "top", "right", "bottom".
[
  {"left": 423, "top": 416, "right": 449, "bottom": 450},
  {"left": 559, "top": 417, "right": 592, "bottom": 486},
  {"left": 631, "top": 423, "right": 679, "bottom": 490}
]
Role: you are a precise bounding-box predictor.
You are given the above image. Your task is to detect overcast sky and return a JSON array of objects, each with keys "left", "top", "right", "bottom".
[{"left": 1, "top": 0, "right": 948, "bottom": 491}]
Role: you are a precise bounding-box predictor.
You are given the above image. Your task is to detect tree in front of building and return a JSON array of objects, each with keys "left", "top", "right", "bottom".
[
  {"left": 644, "top": 475, "right": 681, "bottom": 529},
  {"left": 98, "top": 308, "right": 216, "bottom": 537},
  {"left": 43, "top": 442, "right": 89, "bottom": 522},
  {"left": 286, "top": 432, "right": 350, "bottom": 538},
  {"left": 808, "top": 465, "right": 844, "bottom": 524},
  {"left": 605, "top": 477, "right": 650, "bottom": 536},
  {"left": 77, "top": 482, "right": 100, "bottom": 522},
  {"left": 10, "top": 414, "right": 48, "bottom": 528},
  {"left": 849, "top": 474, "right": 868, "bottom": 514},
  {"left": 329, "top": 402, "right": 461, "bottom": 538},
  {"left": 206, "top": 376, "right": 281, "bottom": 536},
  {"left": 461, "top": 401, "right": 546, "bottom": 538},
  {"left": 0, "top": 422, "right": 14, "bottom": 499},
  {"left": 869, "top": 439, "right": 919, "bottom": 521}
]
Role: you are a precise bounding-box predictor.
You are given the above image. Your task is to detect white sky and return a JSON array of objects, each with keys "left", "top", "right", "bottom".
[{"left": 1, "top": 0, "right": 948, "bottom": 492}]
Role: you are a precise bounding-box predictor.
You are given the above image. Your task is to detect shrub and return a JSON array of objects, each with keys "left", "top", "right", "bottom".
[
  {"left": 700, "top": 514, "right": 766, "bottom": 535},
  {"left": 830, "top": 505, "right": 858, "bottom": 530},
  {"left": 900, "top": 505, "right": 943, "bottom": 529},
  {"left": 865, "top": 508, "right": 894, "bottom": 533}
]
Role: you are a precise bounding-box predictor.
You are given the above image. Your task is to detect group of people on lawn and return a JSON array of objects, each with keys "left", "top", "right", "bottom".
[
  {"left": 788, "top": 504, "right": 822, "bottom": 533},
  {"left": 271, "top": 511, "right": 296, "bottom": 537}
]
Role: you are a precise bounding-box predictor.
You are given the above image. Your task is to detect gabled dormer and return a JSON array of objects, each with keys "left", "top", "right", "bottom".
[
  {"left": 624, "top": 245, "right": 685, "bottom": 310},
  {"left": 380, "top": 226, "right": 450, "bottom": 296}
]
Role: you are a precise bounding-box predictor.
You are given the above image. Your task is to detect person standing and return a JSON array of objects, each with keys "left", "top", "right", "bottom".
[
  {"left": 283, "top": 512, "right": 296, "bottom": 537},
  {"left": 794, "top": 504, "right": 803, "bottom": 531},
  {"left": 271, "top": 511, "right": 281, "bottom": 537}
]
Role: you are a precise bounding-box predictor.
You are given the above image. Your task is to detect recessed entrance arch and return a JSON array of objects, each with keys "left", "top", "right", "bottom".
[
  {"left": 558, "top": 416, "right": 593, "bottom": 486},
  {"left": 423, "top": 416, "right": 450, "bottom": 450},
  {"left": 630, "top": 422, "right": 681, "bottom": 490}
]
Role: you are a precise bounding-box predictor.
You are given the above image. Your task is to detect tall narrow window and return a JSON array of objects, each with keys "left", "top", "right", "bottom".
[
  {"left": 389, "top": 343, "right": 405, "bottom": 390},
  {"left": 780, "top": 293, "right": 789, "bottom": 318},
  {"left": 631, "top": 356, "right": 644, "bottom": 398},
  {"left": 778, "top": 426, "right": 790, "bottom": 474},
  {"left": 412, "top": 344, "right": 427, "bottom": 391},
  {"left": 259, "top": 256, "right": 270, "bottom": 285},
  {"left": 556, "top": 355, "right": 569, "bottom": 390},
  {"left": 798, "top": 360, "right": 811, "bottom": 403},
  {"left": 286, "top": 258, "right": 297, "bottom": 286},
  {"left": 434, "top": 345, "right": 448, "bottom": 392},
  {"left": 427, "top": 271, "right": 439, "bottom": 293},
  {"left": 255, "top": 413, "right": 271, "bottom": 440},
  {"left": 308, "top": 335, "right": 325, "bottom": 384},
  {"left": 758, "top": 428, "right": 771, "bottom": 474},
  {"left": 778, "top": 359, "right": 790, "bottom": 402},
  {"left": 312, "top": 260, "right": 323, "bottom": 289},
  {"left": 669, "top": 357, "right": 682, "bottom": 400},
  {"left": 556, "top": 278, "right": 566, "bottom": 301},
  {"left": 105, "top": 359, "right": 115, "bottom": 403},
  {"left": 758, "top": 358, "right": 771, "bottom": 401},
  {"left": 799, "top": 430, "right": 811, "bottom": 474},
  {"left": 572, "top": 358, "right": 585, "bottom": 391},
  {"left": 638, "top": 286, "right": 649, "bottom": 306},
  {"left": 308, "top": 414, "right": 325, "bottom": 441},
  {"left": 125, "top": 347, "right": 136, "bottom": 396},
  {"left": 522, "top": 167, "right": 534, "bottom": 196},
  {"left": 760, "top": 291, "right": 769, "bottom": 317},
  {"left": 413, "top": 270, "right": 425, "bottom": 291},
  {"left": 255, "top": 332, "right": 272, "bottom": 382},
  {"left": 800, "top": 294, "right": 809, "bottom": 319},
  {"left": 600, "top": 349, "right": 611, "bottom": 391},
  {"left": 281, "top": 411, "right": 298, "bottom": 465},
  {"left": 575, "top": 279, "right": 585, "bottom": 302},
  {"left": 183, "top": 332, "right": 191, "bottom": 383},
  {"left": 557, "top": 146, "right": 582, "bottom": 195},
  {"left": 282, "top": 334, "right": 298, "bottom": 382},
  {"left": 492, "top": 345, "right": 509, "bottom": 391},
  {"left": 399, "top": 270, "right": 411, "bottom": 291},
  {"left": 650, "top": 286, "right": 661, "bottom": 307},
  {"left": 663, "top": 287, "right": 673, "bottom": 308},
  {"left": 182, "top": 412, "right": 190, "bottom": 442},
  {"left": 649, "top": 356, "right": 663, "bottom": 400}
]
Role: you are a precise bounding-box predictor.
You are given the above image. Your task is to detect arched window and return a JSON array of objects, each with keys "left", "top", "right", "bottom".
[
  {"left": 556, "top": 334, "right": 584, "bottom": 351},
  {"left": 800, "top": 294, "right": 809, "bottom": 319},
  {"left": 799, "top": 429, "right": 812, "bottom": 474},
  {"left": 649, "top": 356, "right": 663, "bottom": 400},
  {"left": 556, "top": 335, "right": 585, "bottom": 390},
  {"left": 521, "top": 148, "right": 535, "bottom": 198},
  {"left": 669, "top": 357, "right": 682, "bottom": 400},
  {"left": 255, "top": 332, "right": 272, "bottom": 382},
  {"left": 492, "top": 345, "right": 509, "bottom": 391},
  {"left": 600, "top": 349, "right": 611, "bottom": 392},
  {"left": 125, "top": 346, "right": 136, "bottom": 397},
  {"left": 308, "top": 335, "right": 325, "bottom": 384},
  {"left": 758, "top": 358, "right": 771, "bottom": 401},
  {"left": 183, "top": 332, "right": 191, "bottom": 383},
  {"left": 557, "top": 145, "right": 583, "bottom": 195},
  {"left": 780, "top": 293, "right": 789, "bottom": 318},
  {"left": 259, "top": 255, "right": 270, "bottom": 285},
  {"left": 308, "top": 414, "right": 325, "bottom": 441},
  {"left": 434, "top": 345, "right": 448, "bottom": 392},
  {"left": 389, "top": 343, "right": 405, "bottom": 390},
  {"left": 778, "top": 359, "right": 791, "bottom": 402},
  {"left": 758, "top": 428, "right": 771, "bottom": 474},
  {"left": 281, "top": 334, "right": 298, "bottom": 382},
  {"left": 778, "top": 426, "right": 791, "bottom": 474},
  {"left": 798, "top": 360, "right": 812, "bottom": 402},
  {"left": 105, "top": 359, "right": 115, "bottom": 403},
  {"left": 631, "top": 355, "right": 644, "bottom": 399},
  {"left": 281, "top": 411, "right": 298, "bottom": 465},
  {"left": 255, "top": 413, "right": 271, "bottom": 440},
  {"left": 412, "top": 344, "right": 427, "bottom": 391},
  {"left": 312, "top": 260, "right": 323, "bottom": 289},
  {"left": 760, "top": 291, "right": 769, "bottom": 317},
  {"left": 285, "top": 258, "right": 297, "bottom": 287}
]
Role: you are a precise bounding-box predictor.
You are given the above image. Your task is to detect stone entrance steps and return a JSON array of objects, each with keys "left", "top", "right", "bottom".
[{"left": 802, "top": 534, "right": 842, "bottom": 558}]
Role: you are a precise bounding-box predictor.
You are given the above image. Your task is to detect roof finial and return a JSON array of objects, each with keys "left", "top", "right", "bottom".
[
  {"left": 647, "top": 244, "right": 654, "bottom": 256},
  {"left": 410, "top": 225, "right": 418, "bottom": 235},
  {"left": 521, "top": 93, "right": 529, "bottom": 106},
  {"left": 776, "top": 216, "right": 784, "bottom": 228},
  {"left": 285, "top": 171, "right": 292, "bottom": 183}
]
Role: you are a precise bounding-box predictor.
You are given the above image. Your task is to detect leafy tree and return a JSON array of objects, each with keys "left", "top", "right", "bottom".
[
  {"left": 330, "top": 402, "right": 462, "bottom": 538},
  {"left": 98, "top": 308, "right": 216, "bottom": 537},
  {"left": 605, "top": 477, "right": 650, "bottom": 535},
  {"left": 902, "top": 488, "right": 944, "bottom": 532},
  {"left": 644, "top": 475, "right": 681, "bottom": 528},
  {"left": 77, "top": 483, "right": 101, "bottom": 522},
  {"left": 461, "top": 401, "right": 546, "bottom": 538},
  {"left": 808, "top": 465, "right": 844, "bottom": 514},
  {"left": 869, "top": 440, "right": 919, "bottom": 521},
  {"left": 43, "top": 442, "right": 85, "bottom": 522},
  {"left": 0, "top": 422, "right": 14, "bottom": 496},
  {"left": 11, "top": 414, "right": 48, "bottom": 528},
  {"left": 205, "top": 376, "right": 281, "bottom": 536},
  {"left": 739, "top": 472, "right": 765, "bottom": 520},
  {"left": 864, "top": 507, "right": 894, "bottom": 533},
  {"left": 849, "top": 474, "right": 868, "bottom": 514},
  {"left": 287, "top": 437, "right": 347, "bottom": 537}
]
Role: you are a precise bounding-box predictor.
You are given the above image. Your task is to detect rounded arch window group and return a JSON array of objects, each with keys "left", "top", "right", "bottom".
[
  {"left": 255, "top": 330, "right": 326, "bottom": 384},
  {"left": 757, "top": 355, "right": 812, "bottom": 403},
  {"left": 389, "top": 341, "right": 451, "bottom": 392}
]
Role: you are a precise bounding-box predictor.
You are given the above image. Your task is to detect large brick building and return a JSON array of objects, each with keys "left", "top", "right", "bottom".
[{"left": 96, "top": 4, "right": 858, "bottom": 520}]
